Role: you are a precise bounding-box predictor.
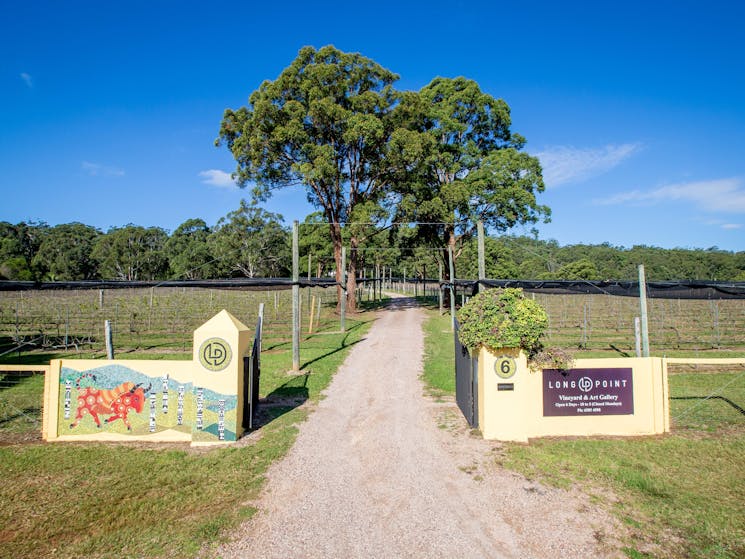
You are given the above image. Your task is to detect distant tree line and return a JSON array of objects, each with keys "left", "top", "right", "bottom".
[
  {"left": 0, "top": 200, "right": 290, "bottom": 282},
  {"left": 1, "top": 206, "right": 743, "bottom": 282},
  {"left": 454, "top": 236, "right": 745, "bottom": 281}
]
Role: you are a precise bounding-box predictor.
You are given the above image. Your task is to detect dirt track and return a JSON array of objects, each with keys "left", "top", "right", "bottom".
[{"left": 214, "top": 297, "right": 623, "bottom": 558}]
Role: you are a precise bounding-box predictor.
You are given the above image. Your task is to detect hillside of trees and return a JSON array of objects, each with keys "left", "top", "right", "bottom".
[{"left": 2, "top": 206, "right": 744, "bottom": 283}]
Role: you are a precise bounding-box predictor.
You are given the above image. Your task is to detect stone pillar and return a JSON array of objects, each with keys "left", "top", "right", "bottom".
[{"left": 192, "top": 310, "right": 250, "bottom": 444}]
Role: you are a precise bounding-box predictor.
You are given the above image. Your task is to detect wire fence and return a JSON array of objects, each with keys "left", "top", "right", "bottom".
[
  {"left": 1, "top": 282, "right": 744, "bottom": 441},
  {"left": 398, "top": 281, "right": 745, "bottom": 353},
  {"left": 533, "top": 293, "right": 745, "bottom": 352},
  {"left": 0, "top": 286, "right": 342, "bottom": 359},
  {"left": 3, "top": 281, "right": 745, "bottom": 358},
  {"left": 0, "top": 369, "right": 45, "bottom": 441}
]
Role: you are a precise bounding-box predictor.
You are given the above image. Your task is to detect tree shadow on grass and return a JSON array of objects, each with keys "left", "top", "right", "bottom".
[
  {"left": 248, "top": 320, "right": 371, "bottom": 431},
  {"left": 0, "top": 407, "right": 41, "bottom": 426},
  {"left": 250, "top": 373, "right": 310, "bottom": 430},
  {"left": 671, "top": 396, "right": 745, "bottom": 415},
  {"left": 300, "top": 333, "right": 365, "bottom": 371}
]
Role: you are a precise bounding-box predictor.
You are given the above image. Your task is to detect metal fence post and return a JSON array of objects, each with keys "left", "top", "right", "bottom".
[
  {"left": 449, "top": 246, "right": 456, "bottom": 332},
  {"left": 292, "top": 220, "right": 300, "bottom": 372},
  {"left": 477, "top": 220, "right": 486, "bottom": 283},
  {"left": 340, "top": 246, "right": 346, "bottom": 333}
]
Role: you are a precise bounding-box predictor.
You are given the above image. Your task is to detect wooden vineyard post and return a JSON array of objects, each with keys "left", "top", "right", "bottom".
[
  {"left": 638, "top": 264, "right": 650, "bottom": 357},
  {"left": 448, "top": 246, "right": 456, "bottom": 332},
  {"left": 439, "top": 260, "right": 443, "bottom": 315},
  {"left": 105, "top": 319, "right": 114, "bottom": 359},
  {"left": 308, "top": 295, "right": 317, "bottom": 334}
]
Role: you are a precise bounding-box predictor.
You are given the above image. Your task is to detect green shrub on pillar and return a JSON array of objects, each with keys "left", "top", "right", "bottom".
[{"left": 456, "top": 288, "right": 548, "bottom": 357}]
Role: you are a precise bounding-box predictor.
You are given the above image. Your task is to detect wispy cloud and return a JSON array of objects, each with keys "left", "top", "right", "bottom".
[
  {"left": 535, "top": 143, "right": 641, "bottom": 188},
  {"left": 20, "top": 72, "right": 33, "bottom": 88},
  {"left": 701, "top": 218, "right": 743, "bottom": 231},
  {"left": 82, "top": 161, "right": 125, "bottom": 177},
  {"left": 199, "top": 169, "right": 237, "bottom": 189},
  {"left": 594, "top": 177, "right": 745, "bottom": 214}
]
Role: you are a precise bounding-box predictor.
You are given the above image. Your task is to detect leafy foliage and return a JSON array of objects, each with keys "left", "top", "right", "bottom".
[
  {"left": 32, "top": 222, "right": 101, "bottom": 280},
  {"left": 91, "top": 225, "right": 168, "bottom": 280},
  {"left": 217, "top": 45, "right": 403, "bottom": 309},
  {"left": 298, "top": 212, "right": 335, "bottom": 277},
  {"left": 0, "top": 221, "right": 48, "bottom": 280},
  {"left": 555, "top": 258, "right": 602, "bottom": 280},
  {"left": 456, "top": 288, "right": 548, "bottom": 354},
  {"left": 457, "top": 236, "right": 518, "bottom": 279},
  {"left": 164, "top": 218, "right": 215, "bottom": 279},
  {"left": 209, "top": 200, "right": 289, "bottom": 278},
  {"left": 529, "top": 347, "right": 575, "bottom": 371},
  {"left": 1, "top": 218, "right": 744, "bottom": 283},
  {"left": 392, "top": 77, "right": 550, "bottom": 279}
]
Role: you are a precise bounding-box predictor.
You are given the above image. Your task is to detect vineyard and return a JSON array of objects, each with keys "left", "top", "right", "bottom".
[
  {"left": 0, "top": 286, "right": 342, "bottom": 361},
  {"left": 533, "top": 292, "right": 745, "bottom": 353},
  {"left": 1, "top": 284, "right": 745, "bottom": 361}
]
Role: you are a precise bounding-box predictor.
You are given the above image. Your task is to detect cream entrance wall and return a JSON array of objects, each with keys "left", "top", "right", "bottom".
[
  {"left": 42, "top": 310, "right": 250, "bottom": 446},
  {"left": 478, "top": 348, "right": 670, "bottom": 442}
]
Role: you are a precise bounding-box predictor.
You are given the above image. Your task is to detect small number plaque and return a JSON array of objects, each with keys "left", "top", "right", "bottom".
[{"left": 495, "top": 356, "right": 517, "bottom": 379}]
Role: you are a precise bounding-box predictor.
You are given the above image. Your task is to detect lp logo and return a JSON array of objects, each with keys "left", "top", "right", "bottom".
[
  {"left": 578, "top": 377, "right": 594, "bottom": 392},
  {"left": 199, "top": 338, "right": 232, "bottom": 371}
]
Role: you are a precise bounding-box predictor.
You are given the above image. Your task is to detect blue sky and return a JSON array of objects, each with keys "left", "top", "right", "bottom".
[{"left": 2, "top": 0, "right": 744, "bottom": 251}]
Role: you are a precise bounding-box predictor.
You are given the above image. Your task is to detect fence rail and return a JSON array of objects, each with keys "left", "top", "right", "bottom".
[
  {"left": 3, "top": 283, "right": 745, "bottom": 359},
  {"left": 387, "top": 281, "right": 745, "bottom": 352},
  {"left": 0, "top": 286, "right": 340, "bottom": 359}
]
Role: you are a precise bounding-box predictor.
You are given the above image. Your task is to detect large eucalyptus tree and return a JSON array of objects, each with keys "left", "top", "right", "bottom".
[
  {"left": 393, "top": 77, "right": 550, "bottom": 282},
  {"left": 217, "top": 45, "right": 405, "bottom": 311}
]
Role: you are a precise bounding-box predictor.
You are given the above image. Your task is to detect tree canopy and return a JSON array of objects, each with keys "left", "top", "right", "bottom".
[
  {"left": 33, "top": 222, "right": 100, "bottom": 280},
  {"left": 393, "top": 77, "right": 550, "bottom": 280},
  {"left": 217, "top": 47, "right": 552, "bottom": 311},
  {"left": 1, "top": 218, "right": 743, "bottom": 283},
  {"left": 164, "top": 218, "right": 215, "bottom": 279},
  {"left": 209, "top": 200, "right": 289, "bottom": 278},
  {"left": 91, "top": 225, "right": 169, "bottom": 281},
  {"left": 217, "top": 45, "right": 404, "bottom": 310}
]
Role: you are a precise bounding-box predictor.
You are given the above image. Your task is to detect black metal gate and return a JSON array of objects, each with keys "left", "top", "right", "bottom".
[
  {"left": 454, "top": 319, "right": 478, "bottom": 428},
  {"left": 242, "top": 305, "right": 263, "bottom": 432},
  {"left": 242, "top": 344, "right": 259, "bottom": 431}
]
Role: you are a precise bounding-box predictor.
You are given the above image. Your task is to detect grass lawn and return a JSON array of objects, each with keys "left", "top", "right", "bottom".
[
  {"left": 421, "top": 310, "right": 455, "bottom": 397},
  {"left": 421, "top": 308, "right": 745, "bottom": 559},
  {"left": 0, "top": 310, "right": 375, "bottom": 559}
]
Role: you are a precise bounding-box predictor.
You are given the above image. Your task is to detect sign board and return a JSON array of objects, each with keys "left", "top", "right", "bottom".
[{"left": 542, "top": 368, "right": 634, "bottom": 416}]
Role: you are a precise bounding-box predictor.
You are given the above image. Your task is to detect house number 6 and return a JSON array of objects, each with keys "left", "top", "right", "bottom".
[{"left": 494, "top": 356, "right": 517, "bottom": 379}]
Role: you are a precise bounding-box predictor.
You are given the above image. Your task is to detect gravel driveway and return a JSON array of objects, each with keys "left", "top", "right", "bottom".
[{"left": 213, "top": 297, "right": 623, "bottom": 558}]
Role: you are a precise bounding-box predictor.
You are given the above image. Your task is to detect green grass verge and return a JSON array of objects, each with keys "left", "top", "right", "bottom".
[
  {"left": 0, "top": 373, "right": 45, "bottom": 434},
  {"left": 420, "top": 308, "right": 745, "bottom": 559},
  {"left": 0, "top": 313, "right": 375, "bottom": 559},
  {"left": 421, "top": 311, "right": 455, "bottom": 396},
  {"left": 503, "top": 435, "right": 745, "bottom": 559}
]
